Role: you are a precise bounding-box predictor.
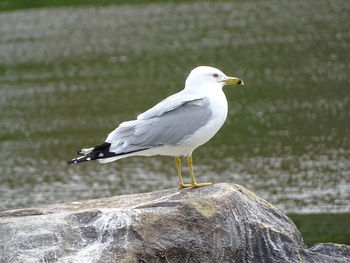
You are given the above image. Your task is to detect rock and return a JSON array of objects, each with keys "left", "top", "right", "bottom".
[{"left": 0, "top": 183, "right": 349, "bottom": 263}]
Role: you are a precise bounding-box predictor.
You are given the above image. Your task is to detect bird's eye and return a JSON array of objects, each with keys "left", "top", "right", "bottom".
[{"left": 212, "top": 73, "right": 219, "bottom": 78}]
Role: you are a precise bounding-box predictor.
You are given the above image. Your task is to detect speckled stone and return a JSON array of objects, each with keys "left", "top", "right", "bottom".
[{"left": 0, "top": 183, "right": 349, "bottom": 263}]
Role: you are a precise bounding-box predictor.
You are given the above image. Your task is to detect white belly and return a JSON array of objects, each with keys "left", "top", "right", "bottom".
[{"left": 180, "top": 91, "right": 228, "bottom": 154}]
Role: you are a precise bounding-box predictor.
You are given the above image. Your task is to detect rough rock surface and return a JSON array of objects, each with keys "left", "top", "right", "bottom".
[{"left": 0, "top": 183, "right": 349, "bottom": 263}]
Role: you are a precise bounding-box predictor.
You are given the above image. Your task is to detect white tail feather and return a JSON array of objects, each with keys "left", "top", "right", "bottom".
[
  {"left": 98, "top": 156, "right": 124, "bottom": 163},
  {"left": 98, "top": 151, "right": 142, "bottom": 163}
]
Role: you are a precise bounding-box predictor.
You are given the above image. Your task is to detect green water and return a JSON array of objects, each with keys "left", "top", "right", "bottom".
[
  {"left": 0, "top": 0, "right": 349, "bottom": 244},
  {"left": 289, "top": 213, "right": 350, "bottom": 246}
]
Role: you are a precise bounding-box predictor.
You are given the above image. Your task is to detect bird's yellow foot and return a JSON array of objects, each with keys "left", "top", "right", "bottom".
[
  {"left": 191, "top": 182, "right": 213, "bottom": 188},
  {"left": 179, "top": 183, "right": 192, "bottom": 188}
]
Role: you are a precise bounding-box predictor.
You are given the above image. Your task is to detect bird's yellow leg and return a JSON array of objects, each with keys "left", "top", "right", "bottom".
[
  {"left": 187, "top": 156, "right": 213, "bottom": 188},
  {"left": 175, "top": 157, "right": 191, "bottom": 188}
]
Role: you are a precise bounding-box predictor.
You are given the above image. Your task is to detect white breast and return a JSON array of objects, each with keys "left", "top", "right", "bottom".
[{"left": 177, "top": 89, "right": 228, "bottom": 155}]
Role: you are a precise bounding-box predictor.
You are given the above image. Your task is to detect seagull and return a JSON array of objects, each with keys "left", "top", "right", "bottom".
[{"left": 67, "top": 66, "right": 244, "bottom": 188}]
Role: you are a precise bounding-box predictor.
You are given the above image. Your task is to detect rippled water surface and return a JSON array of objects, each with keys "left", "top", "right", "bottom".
[{"left": 0, "top": 0, "right": 349, "bottom": 213}]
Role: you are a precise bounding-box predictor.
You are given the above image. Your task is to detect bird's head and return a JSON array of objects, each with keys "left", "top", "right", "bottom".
[{"left": 185, "top": 66, "right": 244, "bottom": 91}]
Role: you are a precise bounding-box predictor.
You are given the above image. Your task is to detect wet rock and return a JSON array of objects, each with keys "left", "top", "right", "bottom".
[{"left": 0, "top": 183, "right": 349, "bottom": 262}]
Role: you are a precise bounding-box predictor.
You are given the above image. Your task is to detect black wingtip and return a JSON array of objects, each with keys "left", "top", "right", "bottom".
[
  {"left": 67, "top": 159, "right": 77, "bottom": 165},
  {"left": 66, "top": 154, "right": 97, "bottom": 165},
  {"left": 67, "top": 142, "right": 142, "bottom": 165}
]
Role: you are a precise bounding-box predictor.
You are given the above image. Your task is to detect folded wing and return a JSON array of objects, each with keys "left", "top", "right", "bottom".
[{"left": 106, "top": 93, "right": 212, "bottom": 155}]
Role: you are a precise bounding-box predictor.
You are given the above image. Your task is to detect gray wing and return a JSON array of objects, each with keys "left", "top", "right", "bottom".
[
  {"left": 137, "top": 90, "right": 204, "bottom": 120},
  {"left": 106, "top": 97, "right": 212, "bottom": 154}
]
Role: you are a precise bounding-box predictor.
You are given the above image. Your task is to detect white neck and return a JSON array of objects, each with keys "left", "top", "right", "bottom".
[{"left": 184, "top": 82, "right": 224, "bottom": 93}]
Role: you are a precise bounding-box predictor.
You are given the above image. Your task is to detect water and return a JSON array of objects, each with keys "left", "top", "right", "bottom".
[{"left": 0, "top": 0, "right": 349, "bottom": 214}]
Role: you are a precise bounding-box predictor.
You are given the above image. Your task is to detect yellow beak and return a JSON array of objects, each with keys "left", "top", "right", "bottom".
[{"left": 225, "top": 76, "right": 244, "bottom": 86}]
